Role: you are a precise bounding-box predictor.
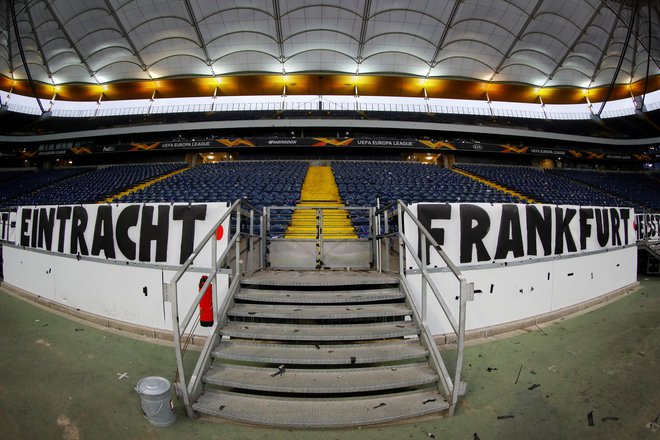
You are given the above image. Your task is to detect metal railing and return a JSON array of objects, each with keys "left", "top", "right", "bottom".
[
  {"left": 8, "top": 96, "right": 655, "bottom": 121},
  {"left": 164, "top": 199, "right": 263, "bottom": 418},
  {"left": 375, "top": 200, "right": 473, "bottom": 416}
]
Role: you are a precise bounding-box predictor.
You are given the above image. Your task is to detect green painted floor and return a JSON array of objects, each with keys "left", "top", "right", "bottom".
[{"left": 0, "top": 277, "right": 658, "bottom": 440}]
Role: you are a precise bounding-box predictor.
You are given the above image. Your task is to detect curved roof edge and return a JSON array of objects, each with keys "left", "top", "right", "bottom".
[{"left": 1, "top": 73, "right": 659, "bottom": 105}]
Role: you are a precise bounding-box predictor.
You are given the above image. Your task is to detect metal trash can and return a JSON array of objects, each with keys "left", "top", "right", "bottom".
[{"left": 135, "top": 376, "right": 176, "bottom": 427}]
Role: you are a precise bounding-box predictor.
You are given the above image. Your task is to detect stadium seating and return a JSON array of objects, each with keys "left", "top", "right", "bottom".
[
  {"left": 8, "top": 163, "right": 185, "bottom": 207},
  {"left": 0, "top": 167, "right": 94, "bottom": 207},
  {"left": 454, "top": 164, "right": 633, "bottom": 207},
  {"left": 0, "top": 169, "right": 33, "bottom": 184},
  {"left": 332, "top": 161, "right": 523, "bottom": 207},
  {"left": 548, "top": 169, "right": 660, "bottom": 211},
  {"left": 122, "top": 161, "right": 307, "bottom": 207},
  {"left": 122, "top": 161, "right": 309, "bottom": 237}
]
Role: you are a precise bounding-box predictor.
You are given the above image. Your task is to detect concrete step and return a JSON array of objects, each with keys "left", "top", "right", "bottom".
[
  {"left": 242, "top": 270, "right": 399, "bottom": 287},
  {"left": 228, "top": 303, "right": 411, "bottom": 320},
  {"left": 220, "top": 321, "right": 418, "bottom": 341},
  {"left": 203, "top": 363, "right": 438, "bottom": 393},
  {"left": 282, "top": 234, "right": 358, "bottom": 239},
  {"left": 193, "top": 389, "right": 449, "bottom": 428},
  {"left": 212, "top": 340, "right": 428, "bottom": 365},
  {"left": 286, "top": 225, "right": 355, "bottom": 232},
  {"left": 235, "top": 287, "right": 404, "bottom": 304},
  {"left": 292, "top": 210, "right": 349, "bottom": 216},
  {"left": 288, "top": 219, "right": 352, "bottom": 226}
]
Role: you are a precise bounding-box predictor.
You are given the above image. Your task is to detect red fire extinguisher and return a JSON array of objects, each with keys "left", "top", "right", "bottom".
[{"left": 198, "top": 275, "right": 213, "bottom": 327}]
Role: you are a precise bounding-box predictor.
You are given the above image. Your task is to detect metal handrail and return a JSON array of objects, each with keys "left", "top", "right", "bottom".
[
  {"left": 375, "top": 199, "right": 471, "bottom": 417},
  {"left": 166, "top": 199, "right": 263, "bottom": 418}
]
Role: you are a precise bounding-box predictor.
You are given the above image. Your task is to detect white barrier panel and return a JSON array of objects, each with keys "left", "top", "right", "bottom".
[
  {"left": 404, "top": 203, "right": 637, "bottom": 335},
  {"left": 3, "top": 246, "right": 228, "bottom": 332},
  {"left": 2, "top": 203, "right": 230, "bottom": 331}
]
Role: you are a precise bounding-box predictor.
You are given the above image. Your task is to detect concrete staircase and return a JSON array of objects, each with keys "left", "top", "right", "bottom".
[{"left": 192, "top": 270, "right": 449, "bottom": 427}]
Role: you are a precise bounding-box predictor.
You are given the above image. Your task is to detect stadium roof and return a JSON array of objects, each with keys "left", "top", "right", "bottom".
[{"left": 1, "top": 0, "right": 659, "bottom": 104}]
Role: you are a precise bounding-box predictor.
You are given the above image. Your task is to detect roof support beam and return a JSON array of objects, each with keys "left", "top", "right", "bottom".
[
  {"left": 272, "top": 0, "right": 285, "bottom": 65},
  {"left": 356, "top": 0, "right": 372, "bottom": 66},
  {"left": 9, "top": 0, "right": 44, "bottom": 112},
  {"left": 429, "top": 0, "right": 462, "bottom": 72},
  {"left": 492, "top": 0, "right": 545, "bottom": 79},
  {"left": 546, "top": 3, "right": 603, "bottom": 82},
  {"left": 42, "top": 1, "right": 95, "bottom": 78},
  {"left": 103, "top": 0, "right": 147, "bottom": 72},
  {"left": 638, "top": 1, "right": 652, "bottom": 112},
  {"left": 182, "top": 0, "right": 212, "bottom": 69},
  {"left": 24, "top": 3, "right": 52, "bottom": 80},
  {"left": 597, "top": 4, "right": 637, "bottom": 116},
  {"left": 602, "top": 0, "right": 659, "bottom": 71},
  {"left": 590, "top": 2, "right": 625, "bottom": 84},
  {"left": 5, "top": 0, "right": 14, "bottom": 74}
]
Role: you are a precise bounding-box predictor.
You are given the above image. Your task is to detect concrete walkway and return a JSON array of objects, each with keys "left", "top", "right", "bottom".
[{"left": 0, "top": 277, "right": 657, "bottom": 440}]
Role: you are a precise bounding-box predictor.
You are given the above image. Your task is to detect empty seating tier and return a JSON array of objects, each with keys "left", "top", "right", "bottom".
[
  {"left": 0, "top": 167, "right": 93, "bottom": 207},
  {"left": 121, "top": 161, "right": 308, "bottom": 207},
  {"left": 8, "top": 163, "right": 186, "bottom": 207},
  {"left": 332, "top": 161, "right": 524, "bottom": 206},
  {"left": 548, "top": 168, "right": 660, "bottom": 211},
  {"left": 454, "top": 164, "right": 633, "bottom": 207}
]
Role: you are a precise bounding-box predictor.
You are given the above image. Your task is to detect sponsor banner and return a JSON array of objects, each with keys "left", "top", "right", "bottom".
[
  {"left": 407, "top": 203, "right": 635, "bottom": 266},
  {"left": 354, "top": 139, "right": 416, "bottom": 147},
  {"left": 606, "top": 154, "right": 632, "bottom": 160},
  {"left": 0, "top": 211, "right": 17, "bottom": 242},
  {"left": 635, "top": 213, "right": 660, "bottom": 242},
  {"left": 14, "top": 203, "right": 229, "bottom": 265},
  {"left": 160, "top": 140, "right": 216, "bottom": 149},
  {"left": 10, "top": 137, "right": 652, "bottom": 161},
  {"left": 529, "top": 148, "right": 567, "bottom": 156}
]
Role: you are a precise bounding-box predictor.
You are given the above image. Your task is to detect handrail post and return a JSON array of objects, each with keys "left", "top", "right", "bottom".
[
  {"left": 169, "top": 282, "right": 194, "bottom": 418},
  {"left": 249, "top": 208, "right": 255, "bottom": 272},
  {"left": 369, "top": 207, "right": 376, "bottom": 269},
  {"left": 384, "top": 206, "right": 390, "bottom": 272},
  {"left": 235, "top": 204, "right": 242, "bottom": 275},
  {"left": 211, "top": 227, "right": 218, "bottom": 325},
  {"left": 262, "top": 207, "right": 269, "bottom": 268},
  {"left": 449, "top": 278, "right": 471, "bottom": 416},
  {"left": 421, "top": 233, "right": 428, "bottom": 324},
  {"left": 375, "top": 207, "right": 382, "bottom": 272},
  {"left": 318, "top": 208, "right": 324, "bottom": 267},
  {"left": 397, "top": 202, "right": 404, "bottom": 275}
]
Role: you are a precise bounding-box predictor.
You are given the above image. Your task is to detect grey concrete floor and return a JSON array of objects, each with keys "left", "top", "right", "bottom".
[{"left": 0, "top": 277, "right": 657, "bottom": 440}]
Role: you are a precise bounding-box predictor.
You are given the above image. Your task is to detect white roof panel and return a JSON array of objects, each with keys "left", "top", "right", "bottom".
[{"left": 0, "top": 0, "right": 656, "bottom": 88}]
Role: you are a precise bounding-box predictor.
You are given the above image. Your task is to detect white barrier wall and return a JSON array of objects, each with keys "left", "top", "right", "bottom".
[
  {"left": 404, "top": 203, "right": 637, "bottom": 335},
  {"left": 1, "top": 203, "right": 229, "bottom": 332}
]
